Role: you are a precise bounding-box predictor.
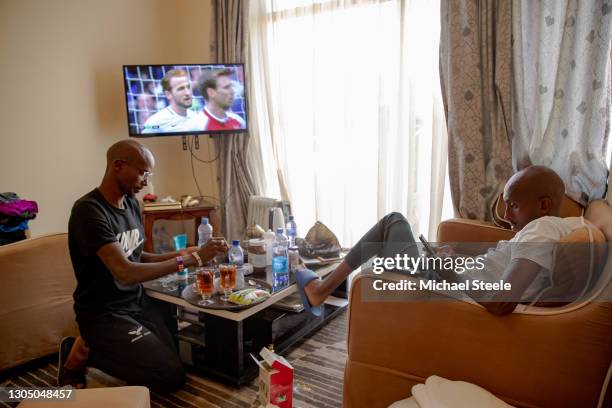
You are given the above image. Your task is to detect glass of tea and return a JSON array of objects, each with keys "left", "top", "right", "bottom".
[
  {"left": 219, "top": 264, "right": 237, "bottom": 301},
  {"left": 195, "top": 267, "right": 214, "bottom": 304}
]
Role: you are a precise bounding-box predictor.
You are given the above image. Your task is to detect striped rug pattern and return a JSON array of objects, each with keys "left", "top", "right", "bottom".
[{"left": 1, "top": 310, "right": 347, "bottom": 408}]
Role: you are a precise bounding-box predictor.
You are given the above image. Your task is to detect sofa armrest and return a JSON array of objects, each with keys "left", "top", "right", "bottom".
[
  {"left": 437, "top": 218, "right": 515, "bottom": 243},
  {"left": 0, "top": 233, "right": 78, "bottom": 371},
  {"left": 343, "top": 273, "right": 612, "bottom": 408}
]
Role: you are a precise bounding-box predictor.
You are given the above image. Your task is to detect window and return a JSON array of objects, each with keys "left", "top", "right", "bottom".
[{"left": 248, "top": 0, "right": 448, "bottom": 245}]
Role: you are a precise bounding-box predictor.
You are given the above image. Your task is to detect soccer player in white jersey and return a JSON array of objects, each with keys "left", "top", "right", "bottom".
[{"left": 141, "top": 69, "right": 204, "bottom": 134}]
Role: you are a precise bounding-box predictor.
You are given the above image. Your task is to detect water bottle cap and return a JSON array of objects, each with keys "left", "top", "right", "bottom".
[
  {"left": 201, "top": 218, "right": 209, "bottom": 225},
  {"left": 232, "top": 240, "right": 240, "bottom": 246},
  {"left": 288, "top": 215, "right": 294, "bottom": 221},
  {"left": 276, "top": 228, "right": 284, "bottom": 234}
]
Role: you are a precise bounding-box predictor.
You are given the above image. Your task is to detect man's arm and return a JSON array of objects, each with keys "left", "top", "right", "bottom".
[
  {"left": 97, "top": 239, "right": 227, "bottom": 285},
  {"left": 474, "top": 259, "right": 541, "bottom": 315},
  {"left": 435, "top": 257, "right": 542, "bottom": 316},
  {"left": 140, "top": 247, "right": 199, "bottom": 263}
]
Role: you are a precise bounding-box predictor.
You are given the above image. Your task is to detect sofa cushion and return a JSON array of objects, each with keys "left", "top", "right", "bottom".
[
  {"left": 17, "top": 386, "right": 150, "bottom": 408},
  {"left": 0, "top": 233, "right": 78, "bottom": 371},
  {"left": 438, "top": 215, "right": 608, "bottom": 304},
  {"left": 536, "top": 222, "right": 607, "bottom": 303}
]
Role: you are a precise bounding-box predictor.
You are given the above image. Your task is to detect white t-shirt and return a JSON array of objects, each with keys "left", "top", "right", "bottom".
[
  {"left": 464, "top": 216, "right": 586, "bottom": 300},
  {"left": 141, "top": 107, "right": 205, "bottom": 134}
]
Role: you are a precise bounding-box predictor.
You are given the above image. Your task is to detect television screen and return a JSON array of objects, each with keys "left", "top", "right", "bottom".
[{"left": 122, "top": 63, "right": 247, "bottom": 136}]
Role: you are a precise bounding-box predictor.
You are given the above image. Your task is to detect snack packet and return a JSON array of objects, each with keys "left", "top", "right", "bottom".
[{"left": 229, "top": 288, "right": 270, "bottom": 305}]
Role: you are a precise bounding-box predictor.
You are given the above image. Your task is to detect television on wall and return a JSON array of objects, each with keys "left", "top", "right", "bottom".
[{"left": 122, "top": 63, "right": 247, "bottom": 137}]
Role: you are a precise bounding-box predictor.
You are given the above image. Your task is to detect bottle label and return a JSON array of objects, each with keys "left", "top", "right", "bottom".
[{"left": 272, "top": 256, "right": 288, "bottom": 273}]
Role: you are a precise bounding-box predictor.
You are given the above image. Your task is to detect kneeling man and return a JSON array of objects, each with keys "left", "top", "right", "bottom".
[{"left": 58, "top": 140, "right": 228, "bottom": 390}]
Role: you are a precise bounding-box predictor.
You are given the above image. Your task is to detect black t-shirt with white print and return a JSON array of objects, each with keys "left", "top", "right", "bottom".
[{"left": 68, "top": 188, "right": 145, "bottom": 314}]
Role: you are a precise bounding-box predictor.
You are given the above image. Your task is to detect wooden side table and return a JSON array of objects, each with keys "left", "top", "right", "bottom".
[{"left": 142, "top": 203, "right": 220, "bottom": 253}]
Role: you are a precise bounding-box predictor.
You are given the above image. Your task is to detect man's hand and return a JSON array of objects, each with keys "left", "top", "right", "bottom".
[
  {"left": 197, "top": 238, "right": 228, "bottom": 263},
  {"left": 183, "top": 246, "right": 200, "bottom": 255}
]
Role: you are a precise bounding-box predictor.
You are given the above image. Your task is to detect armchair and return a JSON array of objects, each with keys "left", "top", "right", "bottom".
[{"left": 343, "top": 200, "right": 612, "bottom": 408}]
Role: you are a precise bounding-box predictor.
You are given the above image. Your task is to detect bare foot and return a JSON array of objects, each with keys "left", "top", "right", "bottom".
[
  {"left": 57, "top": 336, "right": 88, "bottom": 389},
  {"left": 303, "top": 278, "right": 325, "bottom": 307},
  {"left": 64, "top": 336, "right": 89, "bottom": 371},
  {"left": 303, "top": 260, "right": 354, "bottom": 307}
]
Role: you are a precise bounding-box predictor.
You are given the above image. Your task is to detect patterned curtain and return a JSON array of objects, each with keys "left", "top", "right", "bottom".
[
  {"left": 512, "top": 0, "right": 611, "bottom": 205},
  {"left": 439, "top": 0, "right": 514, "bottom": 221},
  {"left": 211, "top": 0, "right": 258, "bottom": 239},
  {"left": 608, "top": 153, "right": 612, "bottom": 205}
]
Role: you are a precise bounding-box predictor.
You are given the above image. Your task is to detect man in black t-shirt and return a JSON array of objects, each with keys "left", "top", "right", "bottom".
[{"left": 59, "top": 139, "right": 228, "bottom": 392}]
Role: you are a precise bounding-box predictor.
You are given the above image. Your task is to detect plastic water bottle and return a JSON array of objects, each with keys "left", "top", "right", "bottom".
[
  {"left": 228, "top": 240, "right": 244, "bottom": 266},
  {"left": 153, "top": 227, "right": 162, "bottom": 254},
  {"left": 197, "top": 218, "right": 213, "bottom": 248},
  {"left": 263, "top": 229, "right": 275, "bottom": 266},
  {"left": 159, "top": 226, "right": 172, "bottom": 253},
  {"left": 229, "top": 240, "right": 245, "bottom": 289},
  {"left": 286, "top": 215, "right": 297, "bottom": 247},
  {"left": 272, "top": 228, "right": 289, "bottom": 285}
]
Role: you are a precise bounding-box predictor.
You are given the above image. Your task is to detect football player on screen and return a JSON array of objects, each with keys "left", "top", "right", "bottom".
[
  {"left": 141, "top": 69, "right": 204, "bottom": 134},
  {"left": 197, "top": 68, "right": 246, "bottom": 131}
]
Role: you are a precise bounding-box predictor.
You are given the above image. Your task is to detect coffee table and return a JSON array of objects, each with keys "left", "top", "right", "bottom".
[{"left": 143, "top": 263, "right": 346, "bottom": 385}]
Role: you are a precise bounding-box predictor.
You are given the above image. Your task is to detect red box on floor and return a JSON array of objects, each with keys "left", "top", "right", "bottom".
[{"left": 253, "top": 347, "right": 294, "bottom": 408}]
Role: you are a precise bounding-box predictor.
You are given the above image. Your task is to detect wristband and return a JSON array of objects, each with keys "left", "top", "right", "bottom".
[
  {"left": 192, "top": 252, "right": 203, "bottom": 267},
  {"left": 175, "top": 256, "right": 185, "bottom": 273}
]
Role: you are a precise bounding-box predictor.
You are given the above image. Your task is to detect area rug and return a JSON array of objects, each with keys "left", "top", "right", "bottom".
[{"left": 1, "top": 310, "right": 347, "bottom": 408}]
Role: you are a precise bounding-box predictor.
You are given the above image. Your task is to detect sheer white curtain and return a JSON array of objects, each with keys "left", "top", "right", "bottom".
[{"left": 247, "top": 0, "right": 447, "bottom": 246}]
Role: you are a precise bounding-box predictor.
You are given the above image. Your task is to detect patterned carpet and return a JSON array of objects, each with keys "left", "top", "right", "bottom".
[{"left": 1, "top": 310, "right": 347, "bottom": 408}]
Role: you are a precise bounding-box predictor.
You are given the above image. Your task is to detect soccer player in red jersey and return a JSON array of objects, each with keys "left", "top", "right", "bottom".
[{"left": 197, "top": 68, "right": 246, "bottom": 131}]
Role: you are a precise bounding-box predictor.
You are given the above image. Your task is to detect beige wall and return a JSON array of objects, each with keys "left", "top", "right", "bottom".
[{"left": 0, "top": 0, "right": 217, "bottom": 236}]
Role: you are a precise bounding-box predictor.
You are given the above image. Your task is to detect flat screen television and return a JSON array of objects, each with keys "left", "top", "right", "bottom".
[{"left": 123, "top": 63, "right": 247, "bottom": 136}]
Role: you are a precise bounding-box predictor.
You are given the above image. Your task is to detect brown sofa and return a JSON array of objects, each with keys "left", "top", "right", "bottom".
[
  {"left": 1, "top": 234, "right": 153, "bottom": 408},
  {"left": 343, "top": 200, "right": 612, "bottom": 408},
  {"left": 0, "top": 233, "right": 78, "bottom": 371}
]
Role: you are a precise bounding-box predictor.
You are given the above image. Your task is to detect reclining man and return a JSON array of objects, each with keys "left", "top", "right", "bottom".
[
  {"left": 297, "top": 165, "right": 587, "bottom": 316},
  {"left": 58, "top": 139, "right": 228, "bottom": 391}
]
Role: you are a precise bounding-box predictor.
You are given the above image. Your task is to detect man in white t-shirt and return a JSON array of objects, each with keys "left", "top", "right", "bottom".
[
  {"left": 141, "top": 69, "right": 204, "bottom": 134},
  {"left": 297, "top": 166, "right": 586, "bottom": 316},
  {"left": 461, "top": 214, "right": 585, "bottom": 303}
]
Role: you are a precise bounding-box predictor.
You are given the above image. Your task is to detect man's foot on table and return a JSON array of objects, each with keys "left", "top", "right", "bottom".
[{"left": 295, "top": 269, "right": 323, "bottom": 316}]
